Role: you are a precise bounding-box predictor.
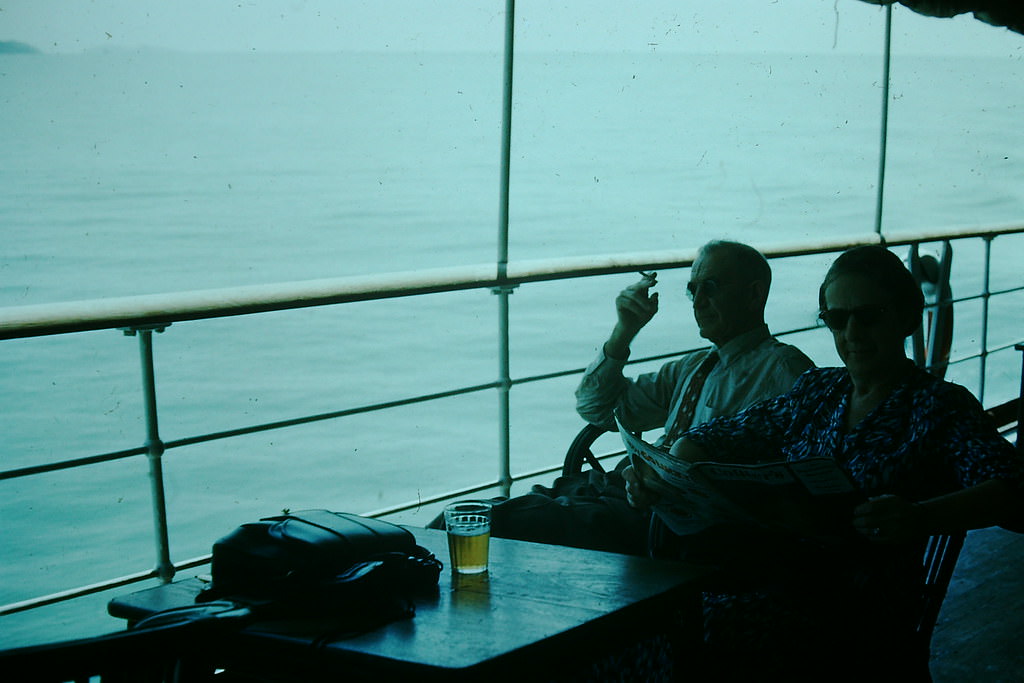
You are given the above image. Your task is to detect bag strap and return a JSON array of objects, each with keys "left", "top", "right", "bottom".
[{"left": 132, "top": 600, "right": 254, "bottom": 631}]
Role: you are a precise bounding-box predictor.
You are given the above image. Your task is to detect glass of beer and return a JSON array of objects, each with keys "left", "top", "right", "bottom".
[{"left": 443, "top": 500, "right": 492, "bottom": 574}]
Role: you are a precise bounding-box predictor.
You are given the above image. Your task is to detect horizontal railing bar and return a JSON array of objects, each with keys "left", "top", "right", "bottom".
[
  {"left": 3, "top": 226, "right": 1021, "bottom": 341},
  {"left": 10, "top": 372, "right": 1021, "bottom": 619},
  {"left": 0, "top": 316, "right": 949, "bottom": 482},
  {"left": 511, "top": 323, "right": 821, "bottom": 388},
  {"left": 510, "top": 346, "right": 709, "bottom": 388},
  {"left": 0, "top": 569, "right": 160, "bottom": 617},
  {"left": 0, "top": 446, "right": 147, "bottom": 481},
  {"left": 0, "top": 327, "right": 821, "bottom": 482},
  {"left": 0, "top": 381, "right": 501, "bottom": 481},
  {"left": 364, "top": 454, "right": 619, "bottom": 520},
  {"left": 0, "top": 467, "right": 558, "bottom": 615},
  {"left": 875, "top": 224, "right": 1024, "bottom": 247},
  {"left": 365, "top": 482, "right": 508, "bottom": 519},
  {"left": 6, "top": 364, "right": 1019, "bottom": 612},
  {"left": 0, "top": 264, "right": 499, "bottom": 341},
  {"left": 987, "top": 284, "right": 1024, "bottom": 299},
  {"left": 992, "top": 340, "right": 1024, "bottom": 355},
  {"left": 920, "top": 284, "right": 1024, "bottom": 311},
  {"left": 5, "top": 319, "right": 1014, "bottom": 484},
  {"left": 0, "top": 555, "right": 215, "bottom": 617},
  {"left": 164, "top": 380, "right": 503, "bottom": 449},
  {"left": 943, "top": 339, "right": 1024, "bottom": 370},
  {"left": 370, "top": 450, "right": 635, "bottom": 521}
]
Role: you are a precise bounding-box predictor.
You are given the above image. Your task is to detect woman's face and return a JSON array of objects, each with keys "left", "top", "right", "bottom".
[{"left": 822, "top": 273, "right": 910, "bottom": 378}]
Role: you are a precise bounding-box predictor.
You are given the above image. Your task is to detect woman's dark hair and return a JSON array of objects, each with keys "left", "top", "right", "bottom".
[{"left": 818, "top": 245, "right": 924, "bottom": 337}]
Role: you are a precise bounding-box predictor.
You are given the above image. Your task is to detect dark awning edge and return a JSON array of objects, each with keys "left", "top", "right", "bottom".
[{"left": 857, "top": 1, "right": 1024, "bottom": 35}]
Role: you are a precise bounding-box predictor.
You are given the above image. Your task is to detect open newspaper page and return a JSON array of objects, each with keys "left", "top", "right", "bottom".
[
  {"left": 616, "top": 421, "right": 759, "bottom": 536},
  {"left": 616, "top": 418, "right": 864, "bottom": 542}
]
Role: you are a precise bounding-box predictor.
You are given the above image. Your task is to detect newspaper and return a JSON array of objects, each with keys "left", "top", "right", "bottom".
[{"left": 616, "top": 418, "right": 864, "bottom": 542}]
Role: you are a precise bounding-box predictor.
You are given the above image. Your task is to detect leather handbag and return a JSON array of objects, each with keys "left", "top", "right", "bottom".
[
  {"left": 196, "top": 509, "right": 442, "bottom": 611},
  {"left": 0, "top": 512, "right": 444, "bottom": 678}
]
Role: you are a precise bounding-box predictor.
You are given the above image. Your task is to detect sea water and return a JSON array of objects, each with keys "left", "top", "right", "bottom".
[{"left": 1, "top": 50, "right": 1023, "bottom": 648}]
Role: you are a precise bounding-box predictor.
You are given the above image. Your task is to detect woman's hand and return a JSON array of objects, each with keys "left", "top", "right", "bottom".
[
  {"left": 669, "top": 437, "right": 710, "bottom": 462},
  {"left": 854, "top": 480, "right": 1020, "bottom": 542},
  {"left": 853, "top": 494, "right": 927, "bottom": 543}
]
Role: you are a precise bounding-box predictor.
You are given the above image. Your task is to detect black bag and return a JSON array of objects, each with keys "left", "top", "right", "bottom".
[
  {"left": 196, "top": 510, "right": 443, "bottom": 613},
  {"left": 127, "top": 510, "right": 442, "bottom": 645},
  {"left": 0, "top": 511, "right": 442, "bottom": 680}
]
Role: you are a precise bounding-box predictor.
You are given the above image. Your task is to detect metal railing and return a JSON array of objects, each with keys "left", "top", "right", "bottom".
[
  {"left": 1, "top": 224, "right": 1023, "bottom": 617},
  {"left": 3, "top": 0, "right": 1023, "bottom": 626}
]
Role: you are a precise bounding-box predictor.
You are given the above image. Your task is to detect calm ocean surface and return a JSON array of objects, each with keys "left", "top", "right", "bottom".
[{"left": 1, "top": 50, "right": 1023, "bottom": 647}]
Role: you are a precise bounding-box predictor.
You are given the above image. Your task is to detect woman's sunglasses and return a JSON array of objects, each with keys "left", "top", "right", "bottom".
[{"left": 818, "top": 305, "right": 888, "bottom": 331}]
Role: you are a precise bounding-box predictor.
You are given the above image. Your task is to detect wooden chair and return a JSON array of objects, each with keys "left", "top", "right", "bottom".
[
  {"left": 913, "top": 532, "right": 967, "bottom": 670},
  {"left": 561, "top": 422, "right": 612, "bottom": 477}
]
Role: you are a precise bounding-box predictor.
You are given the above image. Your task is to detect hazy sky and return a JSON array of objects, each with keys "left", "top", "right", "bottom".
[{"left": 3, "top": 1, "right": 1022, "bottom": 56}]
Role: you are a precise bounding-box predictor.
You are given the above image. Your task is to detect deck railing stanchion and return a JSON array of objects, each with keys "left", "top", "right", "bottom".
[
  {"left": 980, "top": 237, "right": 993, "bottom": 402},
  {"left": 495, "top": 286, "right": 514, "bottom": 497},
  {"left": 1016, "top": 343, "right": 1024, "bottom": 453},
  {"left": 494, "top": 0, "right": 516, "bottom": 497},
  {"left": 873, "top": 4, "right": 893, "bottom": 236},
  {"left": 122, "top": 324, "right": 175, "bottom": 584}
]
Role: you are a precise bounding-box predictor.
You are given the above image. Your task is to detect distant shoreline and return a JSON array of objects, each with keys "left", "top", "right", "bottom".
[{"left": 0, "top": 41, "right": 40, "bottom": 54}]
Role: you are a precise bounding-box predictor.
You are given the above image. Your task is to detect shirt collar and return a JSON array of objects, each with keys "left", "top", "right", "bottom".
[{"left": 713, "top": 323, "right": 771, "bottom": 366}]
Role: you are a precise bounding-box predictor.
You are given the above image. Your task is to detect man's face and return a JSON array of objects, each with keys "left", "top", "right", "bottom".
[{"left": 687, "top": 250, "right": 760, "bottom": 346}]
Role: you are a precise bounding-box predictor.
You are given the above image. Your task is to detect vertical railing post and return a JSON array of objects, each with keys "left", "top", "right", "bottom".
[
  {"left": 979, "top": 237, "right": 993, "bottom": 402},
  {"left": 493, "top": 0, "right": 516, "bottom": 497},
  {"left": 1015, "top": 343, "right": 1024, "bottom": 454},
  {"left": 874, "top": 5, "right": 893, "bottom": 237},
  {"left": 494, "top": 285, "right": 514, "bottom": 498},
  {"left": 122, "top": 324, "right": 175, "bottom": 584}
]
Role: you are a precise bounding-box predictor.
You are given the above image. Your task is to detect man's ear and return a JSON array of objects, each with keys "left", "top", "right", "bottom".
[{"left": 748, "top": 280, "right": 769, "bottom": 311}]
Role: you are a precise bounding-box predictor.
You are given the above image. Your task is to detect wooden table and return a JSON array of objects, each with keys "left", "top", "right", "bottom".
[{"left": 109, "top": 528, "right": 711, "bottom": 682}]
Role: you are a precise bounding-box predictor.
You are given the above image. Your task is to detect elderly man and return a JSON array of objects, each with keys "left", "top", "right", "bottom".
[{"left": 433, "top": 240, "right": 815, "bottom": 554}]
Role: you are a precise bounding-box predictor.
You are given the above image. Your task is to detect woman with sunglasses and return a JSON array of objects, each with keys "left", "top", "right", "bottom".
[{"left": 624, "top": 244, "right": 1023, "bottom": 679}]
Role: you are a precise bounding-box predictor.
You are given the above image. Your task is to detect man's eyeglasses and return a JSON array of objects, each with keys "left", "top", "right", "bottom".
[
  {"left": 818, "top": 305, "right": 888, "bottom": 331},
  {"left": 686, "top": 278, "right": 722, "bottom": 300}
]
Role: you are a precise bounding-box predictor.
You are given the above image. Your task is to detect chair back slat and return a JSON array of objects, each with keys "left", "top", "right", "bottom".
[
  {"left": 917, "top": 531, "right": 966, "bottom": 642},
  {"left": 562, "top": 423, "right": 611, "bottom": 476}
]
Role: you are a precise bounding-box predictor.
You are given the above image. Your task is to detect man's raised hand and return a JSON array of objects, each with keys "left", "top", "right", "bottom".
[{"left": 615, "top": 272, "right": 659, "bottom": 335}]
